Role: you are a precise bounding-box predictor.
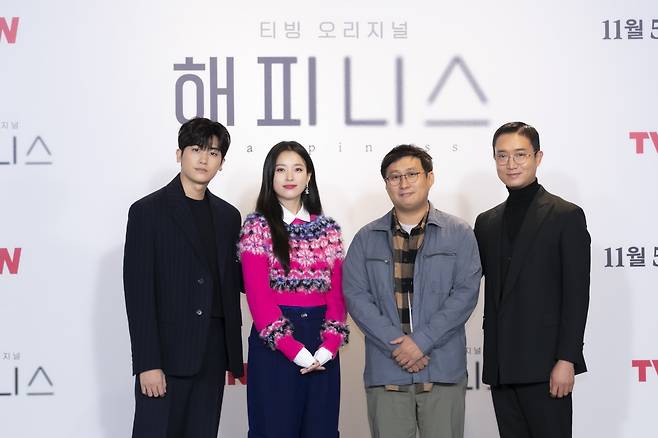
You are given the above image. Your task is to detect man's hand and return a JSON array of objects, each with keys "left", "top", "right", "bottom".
[
  {"left": 390, "top": 336, "right": 424, "bottom": 370},
  {"left": 549, "top": 360, "right": 575, "bottom": 398},
  {"left": 139, "top": 369, "right": 166, "bottom": 397},
  {"left": 407, "top": 356, "right": 430, "bottom": 373}
]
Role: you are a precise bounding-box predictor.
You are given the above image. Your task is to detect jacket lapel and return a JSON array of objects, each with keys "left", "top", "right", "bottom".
[
  {"left": 165, "top": 174, "right": 210, "bottom": 272},
  {"left": 500, "top": 187, "right": 553, "bottom": 305}
]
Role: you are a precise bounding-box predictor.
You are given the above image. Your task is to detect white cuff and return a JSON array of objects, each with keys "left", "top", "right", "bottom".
[
  {"left": 293, "top": 347, "right": 315, "bottom": 368},
  {"left": 314, "top": 347, "right": 333, "bottom": 366}
]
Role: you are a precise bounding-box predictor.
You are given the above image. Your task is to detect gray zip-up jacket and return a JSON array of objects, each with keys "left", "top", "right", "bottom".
[{"left": 343, "top": 206, "right": 481, "bottom": 387}]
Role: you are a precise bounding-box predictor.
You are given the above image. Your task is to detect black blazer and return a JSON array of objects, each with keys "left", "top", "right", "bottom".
[
  {"left": 123, "top": 175, "right": 243, "bottom": 377},
  {"left": 474, "top": 186, "right": 590, "bottom": 386}
]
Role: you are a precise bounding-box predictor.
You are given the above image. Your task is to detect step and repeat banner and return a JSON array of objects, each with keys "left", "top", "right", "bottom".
[{"left": 1, "top": 1, "right": 656, "bottom": 436}]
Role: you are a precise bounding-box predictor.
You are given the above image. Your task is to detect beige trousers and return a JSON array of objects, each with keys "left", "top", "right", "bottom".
[{"left": 366, "top": 378, "right": 467, "bottom": 438}]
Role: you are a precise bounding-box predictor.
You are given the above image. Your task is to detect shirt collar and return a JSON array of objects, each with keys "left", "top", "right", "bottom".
[
  {"left": 281, "top": 204, "right": 311, "bottom": 224},
  {"left": 391, "top": 204, "right": 429, "bottom": 235}
]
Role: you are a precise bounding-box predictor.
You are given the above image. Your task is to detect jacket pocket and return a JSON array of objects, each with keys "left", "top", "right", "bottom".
[
  {"left": 423, "top": 251, "right": 456, "bottom": 294},
  {"left": 365, "top": 257, "right": 392, "bottom": 312}
]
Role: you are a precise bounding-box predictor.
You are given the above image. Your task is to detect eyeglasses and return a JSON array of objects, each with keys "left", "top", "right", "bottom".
[
  {"left": 494, "top": 151, "right": 537, "bottom": 165},
  {"left": 384, "top": 171, "right": 426, "bottom": 186}
]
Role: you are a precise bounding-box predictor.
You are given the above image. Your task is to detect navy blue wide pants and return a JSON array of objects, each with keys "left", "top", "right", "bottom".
[{"left": 247, "top": 305, "right": 341, "bottom": 438}]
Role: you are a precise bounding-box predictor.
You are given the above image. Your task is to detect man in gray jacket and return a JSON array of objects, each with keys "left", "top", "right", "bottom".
[{"left": 343, "top": 145, "right": 481, "bottom": 438}]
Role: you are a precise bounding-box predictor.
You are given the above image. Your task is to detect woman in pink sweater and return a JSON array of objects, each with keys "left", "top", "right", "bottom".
[{"left": 238, "top": 141, "right": 349, "bottom": 438}]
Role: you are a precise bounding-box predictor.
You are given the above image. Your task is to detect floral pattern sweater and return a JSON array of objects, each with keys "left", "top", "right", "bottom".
[{"left": 238, "top": 213, "right": 349, "bottom": 361}]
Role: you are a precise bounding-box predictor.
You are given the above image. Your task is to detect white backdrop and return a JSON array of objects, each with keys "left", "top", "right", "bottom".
[{"left": 2, "top": 1, "right": 657, "bottom": 437}]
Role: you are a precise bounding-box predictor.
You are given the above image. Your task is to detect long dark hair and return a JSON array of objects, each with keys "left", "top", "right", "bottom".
[{"left": 256, "top": 141, "right": 323, "bottom": 273}]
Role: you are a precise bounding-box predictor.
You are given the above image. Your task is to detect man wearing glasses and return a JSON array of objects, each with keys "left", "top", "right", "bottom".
[
  {"left": 474, "top": 122, "right": 590, "bottom": 438},
  {"left": 343, "top": 145, "right": 481, "bottom": 438}
]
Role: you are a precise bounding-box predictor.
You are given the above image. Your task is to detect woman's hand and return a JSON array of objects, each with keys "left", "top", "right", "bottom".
[{"left": 300, "top": 360, "right": 326, "bottom": 374}]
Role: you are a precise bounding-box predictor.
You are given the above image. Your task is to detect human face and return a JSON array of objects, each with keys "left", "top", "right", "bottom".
[
  {"left": 384, "top": 156, "right": 434, "bottom": 214},
  {"left": 493, "top": 133, "right": 542, "bottom": 189},
  {"left": 176, "top": 136, "right": 223, "bottom": 187},
  {"left": 273, "top": 150, "right": 311, "bottom": 212}
]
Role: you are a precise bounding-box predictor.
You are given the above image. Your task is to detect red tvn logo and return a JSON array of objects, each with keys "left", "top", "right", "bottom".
[
  {"left": 629, "top": 132, "right": 658, "bottom": 154},
  {"left": 0, "top": 17, "right": 19, "bottom": 44},
  {"left": 631, "top": 360, "right": 658, "bottom": 382},
  {"left": 0, "top": 248, "right": 21, "bottom": 275}
]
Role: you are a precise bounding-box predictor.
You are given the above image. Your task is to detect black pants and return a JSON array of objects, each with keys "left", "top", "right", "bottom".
[
  {"left": 491, "top": 382, "right": 572, "bottom": 438},
  {"left": 132, "top": 318, "right": 228, "bottom": 438}
]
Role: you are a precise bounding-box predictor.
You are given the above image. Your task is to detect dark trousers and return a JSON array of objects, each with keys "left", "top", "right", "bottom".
[
  {"left": 132, "top": 318, "right": 228, "bottom": 438},
  {"left": 247, "top": 306, "right": 341, "bottom": 438},
  {"left": 491, "top": 382, "right": 572, "bottom": 438}
]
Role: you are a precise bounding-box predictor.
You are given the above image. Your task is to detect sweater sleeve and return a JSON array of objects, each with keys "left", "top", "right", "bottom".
[
  {"left": 318, "top": 224, "right": 349, "bottom": 357},
  {"left": 238, "top": 215, "right": 304, "bottom": 361}
]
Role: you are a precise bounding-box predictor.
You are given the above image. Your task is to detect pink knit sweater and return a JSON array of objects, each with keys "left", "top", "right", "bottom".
[{"left": 238, "top": 213, "right": 349, "bottom": 361}]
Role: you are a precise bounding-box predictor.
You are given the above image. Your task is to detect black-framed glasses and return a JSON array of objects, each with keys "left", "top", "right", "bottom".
[
  {"left": 494, "top": 151, "right": 537, "bottom": 165},
  {"left": 384, "top": 171, "right": 426, "bottom": 186}
]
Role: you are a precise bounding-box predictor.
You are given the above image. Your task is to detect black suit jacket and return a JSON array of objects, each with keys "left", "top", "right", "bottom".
[
  {"left": 474, "top": 186, "right": 590, "bottom": 385},
  {"left": 123, "top": 175, "right": 244, "bottom": 377}
]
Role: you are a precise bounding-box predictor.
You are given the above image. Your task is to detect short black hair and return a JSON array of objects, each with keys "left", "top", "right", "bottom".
[
  {"left": 492, "top": 121, "right": 540, "bottom": 155},
  {"left": 178, "top": 117, "right": 231, "bottom": 159},
  {"left": 380, "top": 145, "right": 433, "bottom": 179}
]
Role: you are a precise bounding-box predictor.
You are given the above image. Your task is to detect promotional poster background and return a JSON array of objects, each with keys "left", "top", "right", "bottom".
[{"left": 1, "top": 1, "right": 656, "bottom": 436}]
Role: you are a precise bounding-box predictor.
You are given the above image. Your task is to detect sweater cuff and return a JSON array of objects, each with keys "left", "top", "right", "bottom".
[
  {"left": 259, "top": 317, "right": 304, "bottom": 361},
  {"left": 320, "top": 320, "right": 349, "bottom": 355},
  {"left": 259, "top": 317, "right": 293, "bottom": 350}
]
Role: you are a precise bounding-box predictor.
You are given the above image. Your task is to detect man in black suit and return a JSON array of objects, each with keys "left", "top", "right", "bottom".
[
  {"left": 474, "top": 122, "right": 590, "bottom": 438},
  {"left": 123, "top": 117, "right": 243, "bottom": 438}
]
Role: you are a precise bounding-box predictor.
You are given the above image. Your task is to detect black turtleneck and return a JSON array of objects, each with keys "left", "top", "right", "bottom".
[
  {"left": 499, "top": 179, "right": 540, "bottom": 297},
  {"left": 503, "top": 178, "right": 540, "bottom": 244}
]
